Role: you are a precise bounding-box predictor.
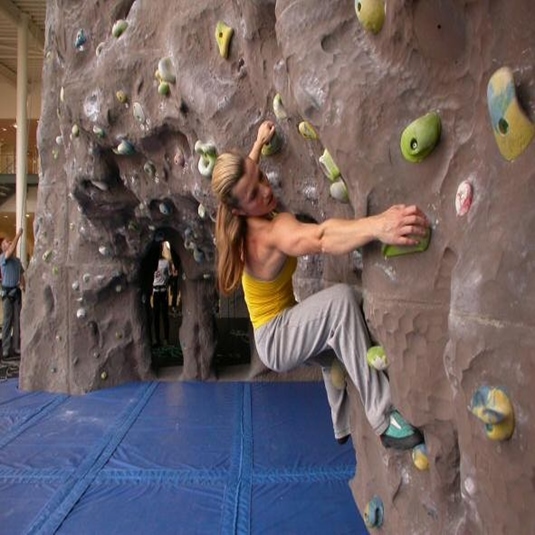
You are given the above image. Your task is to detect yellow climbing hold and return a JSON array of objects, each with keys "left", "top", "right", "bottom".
[
  {"left": 215, "top": 21, "right": 234, "bottom": 59},
  {"left": 469, "top": 386, "right": 515, "bottom": 441},
  {"left": 355, "top": 0, "right": 385, "bottom": 35},
  {"left": 330, "top": 359, "right": 347, "bottom": 390},
  {"left": 487, "top": 66, "right": 535, "bottom": 161},
  {"left": 273, "top": 94, "right": 288, "bottom": 120},
  {"left": 298, "top": 121, "right": 318, "bottom": 140},
  {"left": 412, "top": 443, "right": 429, "bottom": 471}
]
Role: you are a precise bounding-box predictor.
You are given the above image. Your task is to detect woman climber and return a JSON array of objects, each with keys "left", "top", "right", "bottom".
[{"left": 211, "top": 120, "right": 427, "bottom": 449}]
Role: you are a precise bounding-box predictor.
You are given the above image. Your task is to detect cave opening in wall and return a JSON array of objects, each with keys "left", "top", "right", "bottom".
[
  {"left": 214, "top": 285, "right": 252, "bottom": 367},
  {"left": 139, "top": 231, "right": 184, "bottom": 370}
]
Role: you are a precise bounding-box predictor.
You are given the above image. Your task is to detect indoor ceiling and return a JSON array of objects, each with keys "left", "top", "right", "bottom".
[{"left": 0, "top": 0, "right": 46, "bottom": 86}]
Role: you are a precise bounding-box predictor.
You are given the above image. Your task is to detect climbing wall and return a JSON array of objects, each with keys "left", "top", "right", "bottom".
[{"left": 21, "top": 0, "right": 535, "bottom": 533}]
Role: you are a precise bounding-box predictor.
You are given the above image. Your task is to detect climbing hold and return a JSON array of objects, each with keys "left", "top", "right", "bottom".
[
  {"left": 114, "top": 140, "right": 135, "bottom": 155},
  {"left": 60, "top": 86, "right": 65, "bottom": 102},
  {"left": 159, "top": 202, "right": 172, "bottom": 216},
  {"left": 98, "top": 245, "right": 110, "bottom": 257},
  {"left": 319, "top": 149, "right": 341, "bottom": 181},
  {"left": 71, "top": 124, "right": 80, "bottom": 138},
  {"left": 193, "top": 247, "right": 204, "bottom": 263},
  {"left": 74, "top": 29, "right": 87, "bottom": 50},
  {"left": 364, "top": 496, "right": 384, "bottom": 529},
  {"left": 382, "top": 227, "right": 431, "bottom": 258},
  {"left": 455, "top": 180, "right": 473, "bottom": 217},
  {"left": 329, "top": 180, "right": 349, "bottom": 203},
  {"left": 330, "top": 359, "right": 347, "bottom": 390},
  {"left": 158, "top": 81, "right": 170, "bottom": 96},
  {"left": 42, "top": 250, "right": 53, "bottom": 262},
  {"left": 469, "top": 386, "right": 515, "bottom": 441},
  {"left": 355, "top": 0, "right": 385, "bottom": 34},
  {"left": 412, "top": 443, "right": 430, "bottom": 471},
  {"left": 198, "top": 204, "right": 208, "bottom": 219},
  {"left": 143, "top": 161, "right": 156, "bottom": 178},
  {"left": 298, "top": 121, "right": 318, "bottom": 140},
  {"left": 76, "top": 308, "right": 87, "bottom": 320},
  {"left": 215, "top": 21, "right": 234, "bottom": 59},
  {"left": 92, "top": 126, "right": 105, "bottom": 138},
  {"left": 273, "top": 93, "right": 288, "bottom": 120},
  {"left": 116, "top": 90, "right": 128, "bottom": 104},
  {"left": 101, "top": 371, "right": 108, "bottom": 380},
  {"left": 55, "top": 135, "right": 63, "bottom": 146},
  {"left": 195, "top": 140, "right": 217, "bottom": 177},
  {"left": 112, "top": 19, "right": 128, "bottom": 38},
  {"left": 261, "top": 130, "right": 283, "bottom": 156},
  {"left": 157, "top": 57, "right": 176, "bottom": 84},
  {"left": 95, "top": 42, "right": 105, "bottom": 56},
  {"left": 366, "top": 346, "right": 388, "bottom": 370},
  {"left": 132, "top": 102, "right": 146, "bottom": 124},
  {"left": 487, "top": 66, "right": 535, "bottom": 161},
  {"left": 400, "top": 112, "right": 441, "bottom": 163}
]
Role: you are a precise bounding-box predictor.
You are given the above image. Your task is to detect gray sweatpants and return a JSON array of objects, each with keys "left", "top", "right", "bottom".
[{"left": 254, "top": 283, "right": 392, "bottom": 437}]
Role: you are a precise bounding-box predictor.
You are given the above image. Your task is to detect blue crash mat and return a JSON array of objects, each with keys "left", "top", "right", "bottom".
[{"left": 0, "top": 379, "right": 368, "bottom": 534}]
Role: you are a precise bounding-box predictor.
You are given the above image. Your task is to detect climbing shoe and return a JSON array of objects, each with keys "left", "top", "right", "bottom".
[
  {"left": 380, "top": 410, "right": 424, "bottom": 450},
  {"left": 336, "top": 435, "right": 350, "bottom": 445}
]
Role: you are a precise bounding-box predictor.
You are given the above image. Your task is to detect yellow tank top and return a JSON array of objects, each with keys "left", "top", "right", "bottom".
[{"left": 242, "top": 256, "right": 297, "bottom": 330}]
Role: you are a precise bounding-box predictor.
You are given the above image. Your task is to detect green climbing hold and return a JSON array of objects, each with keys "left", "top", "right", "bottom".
[
  {"left": 382, "top": 227, "right": 431, "bottom": 258},
  {"left": 195, "top": 140, "right": 218, "bottom": 177},
  {"left": 355, "top": 0, "right": 385, "bottom": 35},
  {"left": 111, "top": 19, "right": 128, "bottom": 38},
  {"left": 319, "top": 149, "right": 341, "bottom": 181},
  {"left": 366, "top": 346, "right": 388, "bottom": 370},
  {"left": 400, "top": 111, "right": 441, "bottom": 163},
  {"left": 261, "top": 130, "right": 283, "bottom": 156}
]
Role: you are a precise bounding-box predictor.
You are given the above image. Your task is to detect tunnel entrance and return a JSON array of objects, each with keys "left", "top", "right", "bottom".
[{"left": 140, "top": 231, "right": 252, "bottom": 373}]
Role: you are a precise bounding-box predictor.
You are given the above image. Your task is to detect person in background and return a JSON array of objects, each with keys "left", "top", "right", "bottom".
[
  {"left": 0, "top": 228, "right": 25, "bottom": 363},
  {"left": 168, "top": 261, "right": 180, "bottom": 316},
  {"left": 211, "top": 120, "right": 428, "bottom": 450},
  {"left": 152, "top": 242, "right": 171, "bottom": 347}
]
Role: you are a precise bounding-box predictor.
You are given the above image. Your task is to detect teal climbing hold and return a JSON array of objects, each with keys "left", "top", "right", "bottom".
[
  {"left": 364, "top": 496, "right": 384, "bottom": 529},
  {"left": 400, "top": 112, "right": 442, "bottom": 163}
]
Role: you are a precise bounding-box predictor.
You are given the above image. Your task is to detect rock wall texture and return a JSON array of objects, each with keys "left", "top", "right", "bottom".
[{"left": 20, "top": 0, "right": 535, "bottom": 533}]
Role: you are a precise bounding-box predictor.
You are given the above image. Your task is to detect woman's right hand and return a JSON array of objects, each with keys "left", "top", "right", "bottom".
[
  {"left": 374, "top": 204, "right": 429, "bottom": 245},
  {"left": 256, "top": 120, "right": 275, "bottom": 146}
]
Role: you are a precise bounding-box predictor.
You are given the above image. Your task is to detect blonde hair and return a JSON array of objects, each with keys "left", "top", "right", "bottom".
[{"left": 211, "top": 151, "right": 247, "bottom": 295}]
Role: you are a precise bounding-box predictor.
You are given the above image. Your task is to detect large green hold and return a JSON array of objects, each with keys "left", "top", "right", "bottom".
[
  {"left": 382, "top": 227, "right": 431, "bottom": 258},
  {"left": 400, "top": 112, "right": 441, "bottom": 163}
]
